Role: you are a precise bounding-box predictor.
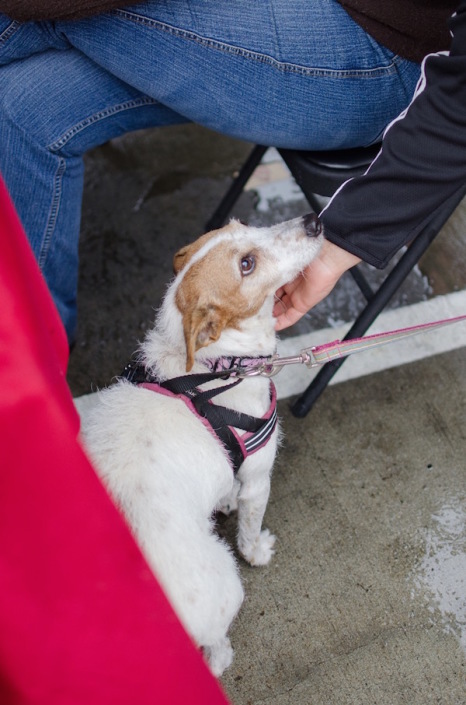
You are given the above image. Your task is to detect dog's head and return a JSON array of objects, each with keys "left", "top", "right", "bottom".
[{"left": 172, "top": 215, "right": 323, "bottom": 370}]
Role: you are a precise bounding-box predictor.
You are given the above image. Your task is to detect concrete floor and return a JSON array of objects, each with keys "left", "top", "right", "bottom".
[
  {"left": 68, "top": 124, "right": 466, "bottom": 704},
  {"left": 220, "top": 352, "right": 466, "bottom": 704}
]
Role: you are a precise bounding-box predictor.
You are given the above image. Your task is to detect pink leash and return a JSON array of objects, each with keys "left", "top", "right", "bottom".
[
  {"left": 234, "top": 314, "right": 466, "bottom": 377},
  {"left": 308, "top": 314, "right": 466, "bottom": 367}
]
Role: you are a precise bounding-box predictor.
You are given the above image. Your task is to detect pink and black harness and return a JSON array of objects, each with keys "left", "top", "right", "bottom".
[{"left": 122, "top": 358, "right": 277, "bottom": 474}]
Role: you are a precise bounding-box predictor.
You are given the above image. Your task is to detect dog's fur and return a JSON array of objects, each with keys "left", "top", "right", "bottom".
[{"left": 79, "top": 216, "right": 323, "bottom": 676}]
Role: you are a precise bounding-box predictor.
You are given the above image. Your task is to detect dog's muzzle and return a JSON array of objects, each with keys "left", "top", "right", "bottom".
[{"left": 303, "top": 212, "right": 322, "bottom": 238}]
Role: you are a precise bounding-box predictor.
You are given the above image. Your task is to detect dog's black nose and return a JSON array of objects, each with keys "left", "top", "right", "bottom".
[{"left": 303, "top": 212, "right": 322, "bottom": 238}]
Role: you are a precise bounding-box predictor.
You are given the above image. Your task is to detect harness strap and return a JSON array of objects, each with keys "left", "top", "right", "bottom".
[
  {"left": 190, "top": 384, "right": 265, "bottom": 433},
  {"left": 121, "top": 360, "right": 277, "bottom": 474},
  {"left": 196, "top": 402, "right": 246, "bottom": 473},
  {"left": 154, "top": 371, "right": 267, "bottom": 430},
  {"left": 158, "top": 371, "right": 232, "bottom": 394},
  {"left": 160, "top": 374, "right": 273, "bottom": 472},
  {"left": 122, "top": 361, "right": 230, "bottom": 387}
]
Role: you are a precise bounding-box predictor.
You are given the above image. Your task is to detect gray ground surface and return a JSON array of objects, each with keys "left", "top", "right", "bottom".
[{"left": 68, "top": 124, "right": 466, "bottom": 704}]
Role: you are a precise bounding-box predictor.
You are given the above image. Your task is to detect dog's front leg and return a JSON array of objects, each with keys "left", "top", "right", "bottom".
[{"left": 236, "top": 470, "right": 276, "bottom": 566}]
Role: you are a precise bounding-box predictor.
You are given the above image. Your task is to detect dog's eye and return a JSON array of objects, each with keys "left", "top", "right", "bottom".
[{"left": 240, "top": 255, "right": 256, "bottom": 276}]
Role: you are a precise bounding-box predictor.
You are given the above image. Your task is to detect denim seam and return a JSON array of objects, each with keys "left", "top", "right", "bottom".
[
  {"left": 112, "top": 9, "right": 399, "bottom": 79},
  {"left": 39, "top": 157, "right": 66, "bottom": 269},
  {"left": 47, "top": 96, "right": 158, "bottom": 151},
  {"left": 0, "top": 21, "right": 20, "bottom": 45}
]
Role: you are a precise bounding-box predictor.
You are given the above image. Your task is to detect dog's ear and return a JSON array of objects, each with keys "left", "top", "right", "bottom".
[
  {"left": 183, "top": 304, "right": 230, "bottom": 371},
  {"left": 173, "top": 246, "right": 191, "bottom": 274},
  {"left": 173, "top": 229, "right": 221, "bottom": 274}
]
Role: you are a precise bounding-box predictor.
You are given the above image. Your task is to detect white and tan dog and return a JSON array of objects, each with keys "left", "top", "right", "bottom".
[{"left": 79, "top": 214, "right": 322, "bottom": 676}]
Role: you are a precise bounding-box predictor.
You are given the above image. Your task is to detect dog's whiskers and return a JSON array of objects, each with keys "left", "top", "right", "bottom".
[{"left": 273, "top": 293, "right": 287, "bottom": 315}]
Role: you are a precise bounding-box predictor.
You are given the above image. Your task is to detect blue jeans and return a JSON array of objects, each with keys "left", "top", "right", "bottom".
[{"left": 0, "top": 1, "right": 421, "bottom": 339}]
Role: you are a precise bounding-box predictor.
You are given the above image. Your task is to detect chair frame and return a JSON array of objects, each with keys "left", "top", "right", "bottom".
[{"left": 206, "top": 144, "right": 465, "bottom": 417}]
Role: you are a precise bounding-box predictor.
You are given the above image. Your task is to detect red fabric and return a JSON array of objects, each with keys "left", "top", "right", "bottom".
[{"left": 0, "top": 177, "right": 229, "bottom": 705}]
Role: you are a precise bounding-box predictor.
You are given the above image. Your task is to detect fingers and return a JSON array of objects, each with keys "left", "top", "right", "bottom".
[
  {"left": 274, "top": 284, "right": 313, "bottom": 330},
  {"left": 274, "top": 241, "right": 362, "bottom": 330},
  {"left": 275, "top": 306, "right": 304, "bottom": 330},
  {"left": 273, "top": 278, "right": 301, "bottom": 319}
]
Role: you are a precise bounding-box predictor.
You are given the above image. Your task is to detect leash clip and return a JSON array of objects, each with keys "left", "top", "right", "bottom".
[
  {"left": 242, "top": 349, "right": 320, "bottom": 378},
  {"left": 220, "top": 313, "right": 466, "bottom": 379},
  {"left": 234, "top": 360, "right": 277, "bottom": 378},
  {"left": 300, "top": 347, "right": 320, "bottom": 368}
]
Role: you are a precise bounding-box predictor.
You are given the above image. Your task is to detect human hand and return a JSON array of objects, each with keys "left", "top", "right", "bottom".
[{"left": 274, "top": 239, "right": 361, "bottom": 330}]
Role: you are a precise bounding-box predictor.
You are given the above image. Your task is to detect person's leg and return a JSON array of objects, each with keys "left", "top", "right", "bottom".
[
  {"left": 58, "top": 0, "right": 421, "bottom": 149},
  {"left": 0, "top": 14, "right": 58, "bottom": 62},
  {"left": 0, "top": 1, "right": 421, "bottom": 338},
  {"left": 0, "top": 38, "right": 184, "bottom": 339}
]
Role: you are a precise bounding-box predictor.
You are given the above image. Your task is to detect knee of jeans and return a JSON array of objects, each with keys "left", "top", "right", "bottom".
[
  {"left": 0, "top": 62, "right": 36, "bottom": 132},
  {"left": 0, "top": 61, "right": 57, "bottom": 152},
  {"left": 0, "top": 18, "right": 19, "bottom": 64},
  {"left": 0, "top": 16, "right": 69, "bottom": 65}
]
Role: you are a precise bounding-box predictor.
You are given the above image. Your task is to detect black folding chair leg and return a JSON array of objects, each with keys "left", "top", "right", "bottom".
[
  {"left": 300, "top": 191, "right": 322, "bottom": 215},
  {"left": 205, "top": 140, "right": 465, "bottom": 417},
  {"left": 349, "top": 266, "right": 375, "bottom": 302},
  {"left": 206, "top": 144, "right": 268, "bottom": 231},
  {"left": 291, "top": 237, "right": 432, "bottom": 417},
  {"left": 291, "top": 186, "right": 466, "bottom": 417}
]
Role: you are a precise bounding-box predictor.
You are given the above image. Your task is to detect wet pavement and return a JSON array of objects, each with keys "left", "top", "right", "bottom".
[
  {"left": 68, "top": 124, "right": 466, "bottom": 704},
  {"left": 220, "top": 348, "right": 466, "bottom": 705}
]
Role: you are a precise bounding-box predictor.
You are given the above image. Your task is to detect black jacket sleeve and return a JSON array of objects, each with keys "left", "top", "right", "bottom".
[{"left": 321, "top": 0, "right": 466, "bottom": 268}]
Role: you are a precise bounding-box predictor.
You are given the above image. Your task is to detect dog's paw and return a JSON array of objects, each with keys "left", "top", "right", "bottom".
[
  {"left": 203, "top": 637, "right": 234, "bottom": 677},
  {"left": 240, "top": 529, "right": 276, "bottom": 566}
]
